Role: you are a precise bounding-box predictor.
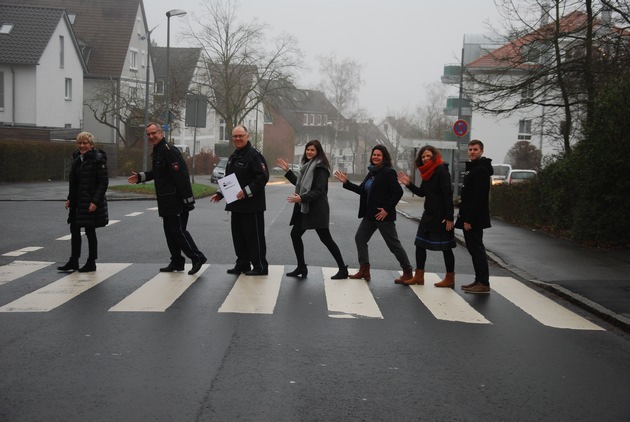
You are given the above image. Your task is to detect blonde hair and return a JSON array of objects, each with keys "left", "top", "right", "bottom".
[{"left": 76, "top": 132, "right": 94, "bottom": 146}]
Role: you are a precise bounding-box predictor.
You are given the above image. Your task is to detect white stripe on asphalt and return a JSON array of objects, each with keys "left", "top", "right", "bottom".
[
  {"left": 2, "top": 247, "right": 44, "bottom": 257},
  {"left": 0, "top": 260, "right": 53, "bottom": 285},
  {"left": 109, "top": 264, "right": 209, "bottom": 312},
  {"left": 218, "top": 265, "right": 283, "bottom": 314},
  {"left": 490, "top": 276, "right": 604, "bottom": 330},
  {"left": 409, "top": 272, "right": 491, "bottom": 324},
  {"left": 323, "top": 267, "right": 383, "bottom": 319},
  {"left": 0, "top": 263, "right": 131, "bottom": 312},
  {"left": 125, "top": 212, "right": 143, "bottom": 217}
]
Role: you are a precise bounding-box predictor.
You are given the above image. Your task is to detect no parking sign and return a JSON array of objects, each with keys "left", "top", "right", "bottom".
[{"left": 453, "top": 119, "right": 469, "bottom": 137}]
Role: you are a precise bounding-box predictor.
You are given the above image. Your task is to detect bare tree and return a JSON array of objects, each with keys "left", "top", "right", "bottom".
[
  {"left": 415, "top": 82, "right": 450, "bottom": 139},
  {"left": 465, "top": 0, "right": 630, "bottom": 156},
  {"left": 186, "top": 0, "right": 303, "bottom": 138},
  {"left": 84, "top": 77, "right": 158, "bottom": 148},
  {"left": 505, "top": 140, "right": 543, "bottom": 170}
]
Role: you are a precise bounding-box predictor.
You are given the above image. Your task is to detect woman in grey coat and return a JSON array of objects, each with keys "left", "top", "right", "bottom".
[{"left": 276, "top": 140, "right": 348, "bottom": 279}]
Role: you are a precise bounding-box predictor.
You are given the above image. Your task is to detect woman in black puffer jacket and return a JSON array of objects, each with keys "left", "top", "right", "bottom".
[{"left": 58, "top": 132, "right": 109, "bottom": 273}]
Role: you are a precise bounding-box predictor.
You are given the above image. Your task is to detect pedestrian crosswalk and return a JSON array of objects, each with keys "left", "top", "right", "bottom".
[{"left": 0, "top": 260, "right": 604, "bottom": 331}]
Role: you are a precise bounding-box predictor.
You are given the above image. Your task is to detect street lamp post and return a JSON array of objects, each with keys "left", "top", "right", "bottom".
[
  {"left": 164, "top": 8, "right": 187, "bottom": 142},
  {"left": 142, "top": 25, "right": 158, "bottom": 171}
]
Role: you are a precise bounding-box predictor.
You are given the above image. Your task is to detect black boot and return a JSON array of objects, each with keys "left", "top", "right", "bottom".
[
  {"left": 331, "top": 265, "right": 349, "bottom": 280},
  {"left": 286, "top": 266, "right": 308, "bottom": 278},
  {"left": 78, "top": 259, "right": 96, "bottom": 273},
  {"left": 58, "top": 258, "right": 79, "bottom": 272}
]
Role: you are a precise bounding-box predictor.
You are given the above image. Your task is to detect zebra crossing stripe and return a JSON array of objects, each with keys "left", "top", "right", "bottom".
[
  {"left": 0, "top": 263, "right": 131, "bottom": 312},
  {"left": 218, "top": 265, "right": 284, "bottom": 314},
  {"left": 109, "top": 264, "right": 209, "bottom": 312},
  {"left": 490, "top": 276, "right": 604, "bottom": 330},
  {"left": 2, "top": 247, "right": 44, "bottom": 257},
  {"left": 0, "top": 260, "right": 53, "bottom": 285},
  {"left": 409, "top": 272, "right": 491, "bottom": 324},
  {"left": 323, "top": 267, "right": 383, "bottom": 319}
]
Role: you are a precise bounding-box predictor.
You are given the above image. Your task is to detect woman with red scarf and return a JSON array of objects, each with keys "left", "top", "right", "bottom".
[{"left": 396, "top": 145, "right": 456, "bottom": 287}]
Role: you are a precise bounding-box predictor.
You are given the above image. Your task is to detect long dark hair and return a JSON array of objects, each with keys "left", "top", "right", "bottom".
[
  {"left": 371, "top": 145, "right": 392, "bottom": 167},
  {"left": 302, "top": 140, "right": 330, "bottom": 170}
]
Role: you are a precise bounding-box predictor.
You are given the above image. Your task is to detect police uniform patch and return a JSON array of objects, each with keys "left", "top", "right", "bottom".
[{"left": 172, "top": 163, "right": 180, "bottom": 171}]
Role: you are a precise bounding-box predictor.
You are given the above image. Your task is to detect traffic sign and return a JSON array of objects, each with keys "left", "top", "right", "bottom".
[{"left": 453, "top": 119, "right": 469, "bottom": 137}]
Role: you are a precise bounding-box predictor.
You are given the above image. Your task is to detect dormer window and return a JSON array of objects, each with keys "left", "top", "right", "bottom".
[{"left": 0, "top": 23, "right": 14, "bottom": 34}]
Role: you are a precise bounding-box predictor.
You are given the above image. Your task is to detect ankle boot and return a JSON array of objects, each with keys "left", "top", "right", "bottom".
[
  {"left": 58, "top": 258, "right": 79, "bottom": 272},
  {"left": 286, "top": 266, "right": 308, "bottom": 278},
  {"left": 394, "top": 267, "right": 414, "bottom": 284},
  {"left": 78, "top": 259, "right": 96, "bottom": 273},
  {"left": 401, "top": 269, "right": 424, "bottom": 285},
  {"left": 349, "top": 264, "right": 371, "bottom": 281},
  {"left": 434, "top": 272, "right": 455, "bottom": 288},
  {"left": 331, "top": 265, "right": 349, "bottom": 280}
]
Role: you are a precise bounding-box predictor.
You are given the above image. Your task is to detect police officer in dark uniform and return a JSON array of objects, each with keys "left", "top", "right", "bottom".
[
  {"left": 211, "top": 125, "right": 269, "bottom": 275},
  {"left": 128, "top": 122, "right": 207, "bottom": 275}
]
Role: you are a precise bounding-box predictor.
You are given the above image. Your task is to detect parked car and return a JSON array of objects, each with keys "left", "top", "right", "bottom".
[
  {"left": 491, "top": 163, "right": 512, "bottom": 186},
  {"left": 210, "top": 157, "right": 228, "bottom": 183},
  {"left": 506, "top": 169, "right": 537, "bottom": 185}
]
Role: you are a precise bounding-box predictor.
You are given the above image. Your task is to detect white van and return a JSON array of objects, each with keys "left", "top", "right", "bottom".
[
  {"left": 211, "top": 157, "right": 228, "bottom": 183},
  {"left": 491, "top": 163, "right": 512, "bottom": 186}
]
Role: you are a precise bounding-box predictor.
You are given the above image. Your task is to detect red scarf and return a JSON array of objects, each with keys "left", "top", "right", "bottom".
[{"left": 419, "top": 156, "right": 444, "bottom": 181}]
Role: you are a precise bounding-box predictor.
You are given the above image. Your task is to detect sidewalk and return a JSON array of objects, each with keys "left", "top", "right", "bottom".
[
  {"left": 396, "top": 188, "right": 630, "bottom": 331},
  {"left": 1, "top": 178, "right": 629, "bottom": 331}
]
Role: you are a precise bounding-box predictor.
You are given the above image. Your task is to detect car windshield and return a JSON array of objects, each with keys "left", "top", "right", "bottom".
[
  {"left": 492, "top": 165, "right": 510, "bottom": 176},
  {"left": 512, "top": 172, "right": 535, "bottom": 179}
]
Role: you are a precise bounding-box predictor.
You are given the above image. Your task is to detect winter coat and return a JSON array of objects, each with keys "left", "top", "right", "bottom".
[
  {"left": 222, "top": 142, "right": 269, "bottom": 213},
  {"left": 455, "top": 157, "right": 493, "bottom": 230},
  {"left": 67, "top": 148, "right": 109, "bottom": 228},
  {"left": 285, "top": 164, "right": 331, "bottom": 230},
  {"left": 406, "top": 164, "right": 454, "bottom": 233},
  {"left": 138, "top": 138, "right": 195, "bottom": 217},
  {"left": 343, "top": 166, "right": 402, "bottom": 222}
]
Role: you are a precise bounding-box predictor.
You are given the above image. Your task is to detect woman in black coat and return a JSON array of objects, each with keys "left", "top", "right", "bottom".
[
  {"left": 58, "top": 132, "right": 109, "bottom": 273},
  {"left": 397, "top": 145, "right": 456, "bottom": 287},
  {"left": 276, "top": 140, "right": 348, "bottom": 279},
  {"left": 334, "top": 145, "right": 413, "bottom": 284}
]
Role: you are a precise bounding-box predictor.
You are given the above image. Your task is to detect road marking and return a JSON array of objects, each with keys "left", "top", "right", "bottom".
[
  {"left": 218, "top": 265, "right": 283, "bottom": 314},
  {"left": 125, "top": 212, "right": 143, "bottom": 217},
  {"left": 0, "top": 263, "right": 130, "bottom": 312},
  {"left": 147, "top": 207, "right": 158, "bottom": 210},
  {"left": 0, "top": 260, "right": 53, "bottom": 285},
  {"left": 490, "top": 276, "right": 604, "bottom": 330},
  {"left": 323, "top": 267, "right": 383, "bottom": 319},
  {"left": 109, "top": 264, "right": 209, "bottom": 312},
  {"left": 2, "top": 247, "right": 44, "bottom": 257},
  {"left": 408, "top": 272, "right": 491, "bottom": 324},
  {"left": 56, "top": 234, "right": 72, "bottom": 241},
  {"left": 107, "top": 220, "right": 120, "bottom": 226}
]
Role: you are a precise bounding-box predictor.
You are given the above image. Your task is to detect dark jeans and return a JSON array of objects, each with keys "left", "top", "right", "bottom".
[
  {"left": 463, "top": 227, "right": 490, "bottom": 285},
  {"left": 70, "top": 223, "right": 97, "bottom": 260},
  {"left": 290, "top": 223, "right": 345, "bottom": 269},
  {"left": 415, "top": 248, "right": 455, "bottom": 272},
  {"left": 354, "top": 218, "right": 411, "bottom": 269},
  {"left": 162, "top": 211, "right": 206, "bottom": 264},
  {"left": 231, "top": 211, "right": 268, "bottom": 272}
]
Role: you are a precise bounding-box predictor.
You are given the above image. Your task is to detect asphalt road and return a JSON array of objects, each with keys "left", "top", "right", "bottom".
[{"left": 1, "top": 183, "right": 629, "bottom": 421}]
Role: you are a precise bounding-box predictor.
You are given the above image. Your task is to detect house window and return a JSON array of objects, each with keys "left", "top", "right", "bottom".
[
  {"left": 264, "top": 109, "right": 273, "bottom": 123},
  {"left": 141, "top": 50, "right": 146, "bottom": 68},
  {"left": 219, "top": 118, "right": 227, "bottom": 141},
  {"left": 60, "top": 36, "right": 64, "bottom": 68},
  {"left": 0, "top": 71, "right": 4, "bottom": 109},
  {"left": 322, "top": 115, "right": 328, "bottom": 125},
  {"left": 316, "top": 114, "right": 322, "bottom": 126},
  {"left": 155, "top": 80, "right": 164, "bottom": 95},
  {"left": 303, "top": 114, "right": 308, "bottom": 125},
  {"left": 65, "top": 78, "right": 72, "bottom": 100},
  {"left": 309, "top": 114, "right": 315, "bottom": 125},
  {"left": 518, "top": 119, "right": 532, "bottom": 140},
  {"left": 130, "top": 49, "right": 138, "bottom": 70}
]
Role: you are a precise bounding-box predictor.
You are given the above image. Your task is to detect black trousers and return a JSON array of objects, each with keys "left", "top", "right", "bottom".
[
  {"left": 70, "top": 223, "right": 97, "bottom": 260},
  {"left": 463, "top": 227, "right": 490, "bottom": 285},
  {"left": 162, "top": 211, "right": 206, "bottom": 264},
  {"left": 290, "top": 219, "right": 345, "bottom": 269},
  {"left": 231, "top": 211, "right": 268, "bottom": 271}
]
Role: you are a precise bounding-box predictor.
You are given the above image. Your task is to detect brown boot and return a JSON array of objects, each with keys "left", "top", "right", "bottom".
[
  {"left": 349, "top": 264, "right": 371, "bottom": 282},
  {"left": 394, "top": 267, "right": 413, "bottom": 284},
  {"left": 403, "top": 269, "right": 424, "bottom": 285},
  {"left": 434, "top": 272, "right": 455, "bottom": 288}
]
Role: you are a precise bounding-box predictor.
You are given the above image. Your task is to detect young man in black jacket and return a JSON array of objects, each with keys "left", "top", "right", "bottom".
[
  {"left": 128, "top": 123, "right": 207, "bottom": 275},
  {"left": 455, "top": 139, "right": 494, "bottom": 293}
]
